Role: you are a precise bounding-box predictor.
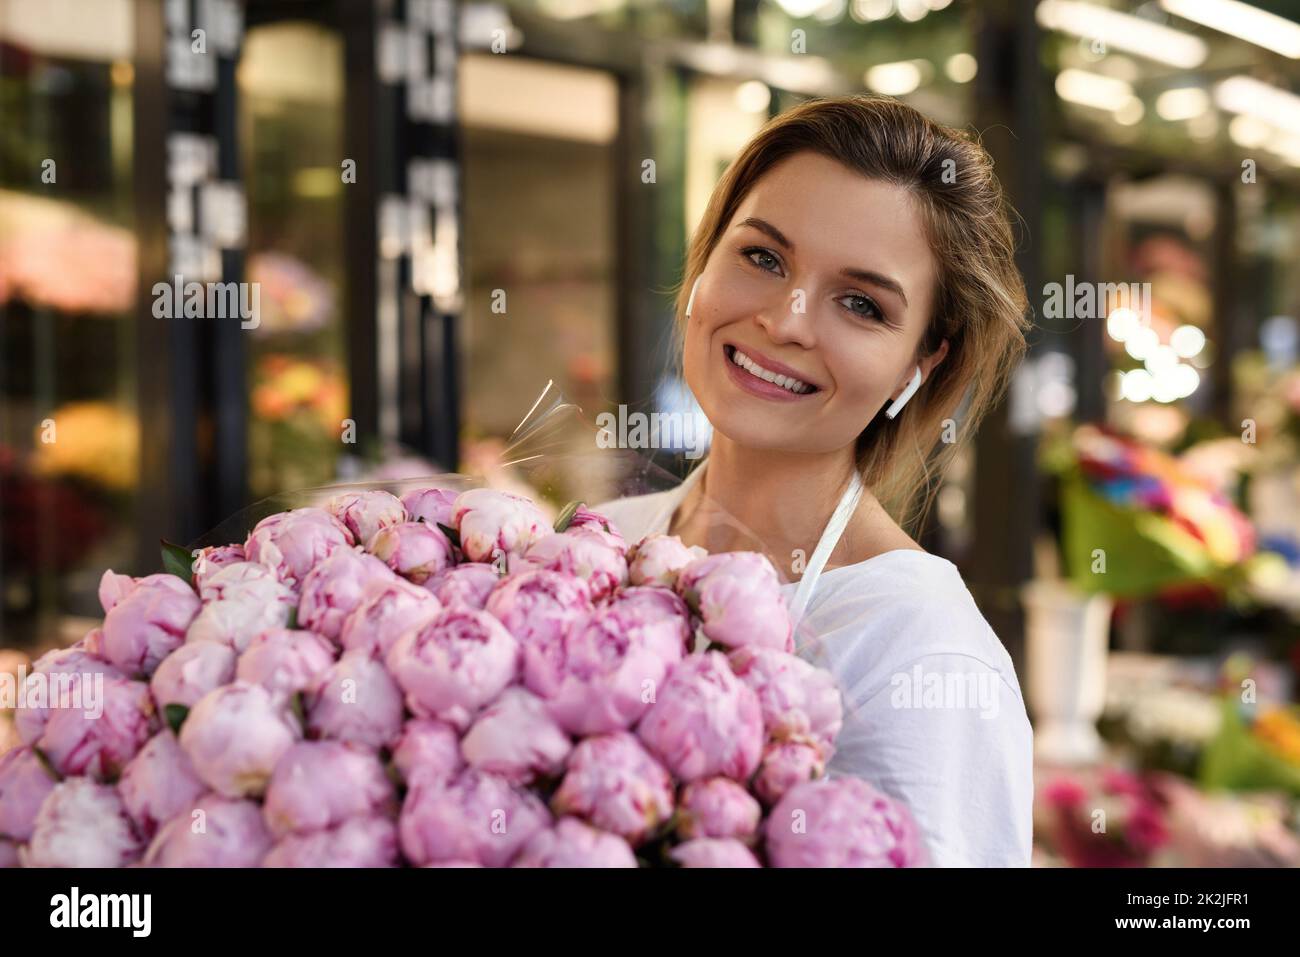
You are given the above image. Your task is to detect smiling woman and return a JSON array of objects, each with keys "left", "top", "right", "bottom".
[{"left": 596, "top": 94, "right": 1034, "bottom": 866}]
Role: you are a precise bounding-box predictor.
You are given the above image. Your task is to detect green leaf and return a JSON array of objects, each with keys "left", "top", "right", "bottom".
[
  {"left": 286, "top": 606, "right": 299, "bottom": 630},
  {"left": 436, "top": 522, "right": 461, "bottom": 548},
  {"left": 161, "top": 539, "right": 195, "bottom": 582},
  {"left": 290, "top": 692, "right": 306, "bottom": 726},
  {"left": 32, "top": 747, "right": 60, "bottom": 780},
  {"left": 553, "top": 500, "right": 584, "bottom": 533},
  {"left": 163, "top": 703, "right": 189, "bottom": 735}
]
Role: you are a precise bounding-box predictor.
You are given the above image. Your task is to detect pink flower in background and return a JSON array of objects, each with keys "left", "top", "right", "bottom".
[
  {"left": 38, "top": 676, "right": 157, "bottom": 781},
  {"left": 677, "top": 777, "right": 762, "bottom": 841},
  {"left": 143, "top": 793, "right": 271, "bottom": 867},
  {"left": 179, "top": 683, "right": 300, "bottom": 798},
  {"left": 296, "top": 547, "right": 396, "bottom": 642},
  {"left": 521, "top": 529, "right": 628, "bottom": 601},
  {"left": 564, "top": 505, "right": 627, "bottom": 550},
  {"left": 636, "top": 651, "right": 764, "bottom": 783},
  {"left": 338, "top": 577, "right": 441, "bottom": 659},
  {"left": 670, "top": 838, "right": 762, "bottom": 868},
  {"left": 116, "top": 731, "right": 206, "bottom": 842},
  {"left": 100, "top": 572, "right": 201, "bottom": 676},
  {"left": 729, "top": 646, "right": 843, "bottom": 756},
  {"left": 386, "top": 608, "right": 519, "bottom": 731},
  {"left": 512, "top": 817, "right": 637, "bottom": 868},
  {"left": 452, "top": 488, "right": 549, "bottom": 564},
  {"left": 461, "top": 686, "right": 572, "bottom": 785},
  {"left": 14, "top": 647, "right": 125, "bottom": 746},
  {"left": 235, "top": 629, "right": 336, "bottom": 708},
  {"left": 326, "top": 490, "right": 407, "bottom": 549},
  {"left": 753, "top": 739, "right": 824, "bottom": 806},
  {"left": 263, "top": 815, "right": 399, "bottom": 868},
  {"left": 306, "top": 650, "right": 405, "bottom": 750},
  {"left": 245, "top": 507, "right": 353, "bottom": 591},
  {"left": 392, "top": 718, "right": 464, "bottom": 790},
  {"left": 150, "top": 641, "right": 236, "bottom": 710},
  {"left": 399, "top": 768, "right": 551, "bottom": 868},
  {"left": 22, "top": 778, "right": 143, "bottom": 868},
  {"left": 627, "top": 534, "right": 707, "bottom": 589},
  {"left": 424, "top": 562, "right": 501, "bottom": 610},
  {"left": 262, "top": 741, "right": 395, "bottom": 838},
  {"left": 539, "top": 603, "right": 679, "bottom": 736},
  {"left": 191, "top": 544, "right": 247, "bottom": 592},
  {"left": 400, "top": 487, "right": 459, "bottom": 529},
  {"left": 551, "top": 732, "right": 674, "bottom": 846},
  {"left": 676, "top": 552, "right": 793, "bottom": 652},
  {"left": 484, "top": 569, "right": 592, "bottom": 693},
  {"left": 0, "top": 746, "right": 59, "bottom": 842},
  {"left": 369, "top": 521, "right": 454, "bottom": 584},
  {"left": 764, "top": 778, "right": 927, "bottom": 868}
]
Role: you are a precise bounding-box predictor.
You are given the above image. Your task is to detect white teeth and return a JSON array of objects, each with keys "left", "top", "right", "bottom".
[{"left": 729, "top": 348, "right": 812, "bottom": 394}]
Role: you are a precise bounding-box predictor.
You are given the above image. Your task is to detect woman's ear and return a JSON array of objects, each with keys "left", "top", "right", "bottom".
[{"left": 918, "top": 338, "right": 949, "bottom": 384}]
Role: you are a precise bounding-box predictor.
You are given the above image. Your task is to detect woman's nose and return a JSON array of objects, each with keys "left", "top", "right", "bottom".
[{"left": 754, "top": 283, "right": 818, "bottom": 348}]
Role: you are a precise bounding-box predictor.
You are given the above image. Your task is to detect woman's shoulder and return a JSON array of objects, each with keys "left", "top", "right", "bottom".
[{"left": 799, "top": 550, "right": 1024, "bottom": 703}]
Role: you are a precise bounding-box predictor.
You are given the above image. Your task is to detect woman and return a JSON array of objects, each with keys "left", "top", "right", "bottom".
[{"left": 596, "top": 95, "right": 1034, "bottom": 866}]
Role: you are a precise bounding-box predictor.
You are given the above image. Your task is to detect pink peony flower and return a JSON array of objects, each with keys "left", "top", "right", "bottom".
[
  {"left": 400, "top": 487, "right": 459, "bottom": 528},
  {"left": 520, "top": 529, "right": 628, "bottom": 601},
  {"left": 764, "top": 777, "right": 928, "bottom": 868},
  {"left": 368, "top": 521, "right": 454, "bottom": 584},
  {"left": 178, "top": 682, "right": 300, "bottom": 798},
  {"left": 483, "top": 569, "right": 592, "bottom": 693},
  {"left": 37, "top": 676, "right": 157, "bottom": 781},
  {"left": 22, "top": 778, "right": 143, "bottom": 867},
  {"left": 537, "top": 603, "right": 679, "bottom": 736},
  {"left": 297, "top": 547, "right": 396, "bottom": 643},
  {"left": 512, "top": 817, "right": 637, "bottom": 868},
  {"left": 399, "top": 768, "right": 551, "bottom": 867},
  {"left": 0, "top": 840, "right": 17, "bottom": 868},
  {"left": 564, "top": 505, "right": 627, "bottom": 549},
  {"left": 729, "top": 646, "right": 843, "bottom": 755},
  {"left": 0, "top": 746, "right": 59, "bottom": 842},
  {"left": 676, "top": 552, "right": 793, "bottom": 652},
  {"left": 235, "top": 628, "right": 337, "bottom": 708},
  {"left": 191, "top": 544, "right": 247, "bottom": 593},
  {"left": 98, "top": 570, "right": 136, "bottom": 615},
  {"left": 551, "top": 732, "right": 674, "bottom": 846},
  {"left": 13, "top": 647, "right": 125, "bottom": 747},
  {"left": 196, "top": 560, "right": 283, "bottom": 604},
  {"left": 461, "top": 687, "right": 572, "bottom": 785},
  {"left": 669, "top": 838, "right": 762, "bottom": 868},
  {"left": 263, "top": 815, "right": 400, "bottom": 868},
  {"left": 116, "top": 730, "right": 206, "bottom": 842},
  {"left": 636, "top": 651, "right": 764, "bottom": 783},
  {"left": 306, "top": 650, "right": 405, "bottom": 750},
  {"left": 386, "top": 608, "right": 519, "bottom": 731},
  {"left": 451, "top": 488, "right": 550, "bottom": 564},
  {"left": 627, "top": 534, "right": 706, "bottom": 589},
  {"left": 425, "top": 563, "right": 501, "bottom": 610},
  {"left": 753, "top": 739, "right": 825, "bottom": 806},
  {"left": 326, "top": 490, "right": 407, "bottom": 548},
  {"left": 142, "top": 793, "right": 271, "bottom": 867},
  {"left": 603, "top": 586, "right": 693, "bottom": 662},
  {"left": 262, "top": 741, "right": 396, "bottom": 838},
  {"left": 677, "top": 777, "right": 762, "bottom": 841},
  {"left": 150, "top": 641, "right": 236, "bottom": 710},
  {"left": 392, "top": 719, "right": 464, "bottom": 790},
  {"left": 338, "top": 577, "right": 441, "bottom": 659},
  {"left": 244, "top": 507, "right": 354, "bottom": 591},
  {"left": 100, "top": 572, "right": 201, "bottom": 676},
  {"left": 185, "top": 568, "right": 296, "bottom": 654}
]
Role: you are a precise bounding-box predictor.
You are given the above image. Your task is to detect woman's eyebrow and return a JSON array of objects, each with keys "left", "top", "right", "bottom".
[{"left": 736, "top": 216, "right": 909, "bottom": 308}]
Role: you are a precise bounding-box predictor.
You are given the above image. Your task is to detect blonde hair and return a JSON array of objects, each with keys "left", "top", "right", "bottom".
[{"left": 674, "top": 94, "right": 1030, "bottom": 532}]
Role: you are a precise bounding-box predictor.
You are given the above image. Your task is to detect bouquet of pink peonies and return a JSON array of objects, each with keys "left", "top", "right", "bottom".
[{"left": 0, "top": 482, "right": 926, "bottom": 868}]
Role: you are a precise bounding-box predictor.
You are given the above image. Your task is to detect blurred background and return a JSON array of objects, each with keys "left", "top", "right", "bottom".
[{"left": 2, "top": 0, "right": 1300, "bottom": 865}]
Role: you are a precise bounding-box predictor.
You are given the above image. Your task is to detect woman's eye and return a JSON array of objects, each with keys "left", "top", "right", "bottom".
[
  {"left": 838, "top": 294, "right": 883, "bottom": 322},
  {"left": 742, "top": 247, "right": 782, "bottom": 274}
]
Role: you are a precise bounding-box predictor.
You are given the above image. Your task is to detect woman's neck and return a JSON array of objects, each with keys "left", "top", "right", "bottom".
[{"left": 668, "top": 437, "right": 916, "bottom": 580}]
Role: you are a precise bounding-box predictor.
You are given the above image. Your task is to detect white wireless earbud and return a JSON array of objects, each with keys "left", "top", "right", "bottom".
[
  {"left": 884, "top": 366, "right": 923, "bottom": 419},
  {"left": 684, "top": 276, "right": 701, "bottom": 321}
]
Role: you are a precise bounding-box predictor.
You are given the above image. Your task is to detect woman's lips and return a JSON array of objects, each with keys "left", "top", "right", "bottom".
[{"left": 722, "top": 344, "right": 819, "bottom": 403}]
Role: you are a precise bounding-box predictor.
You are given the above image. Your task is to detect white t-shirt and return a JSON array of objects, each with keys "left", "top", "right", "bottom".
[{"left": 595, "top": 488, "right": 1035, "bottom": 867}]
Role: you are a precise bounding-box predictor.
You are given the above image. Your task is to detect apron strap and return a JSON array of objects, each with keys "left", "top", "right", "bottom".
[{"left": 787, "top": 467, "right": 864, "bottom": 629}]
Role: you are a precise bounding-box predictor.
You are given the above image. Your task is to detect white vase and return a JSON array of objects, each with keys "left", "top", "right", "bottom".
[{"left": 1022, "top": 579, "right": 1113, "bottom": 766}]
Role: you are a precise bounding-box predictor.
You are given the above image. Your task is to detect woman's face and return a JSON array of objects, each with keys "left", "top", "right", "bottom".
[{"left": 683, "top": 151, "right": 946, "bottom": 456}]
